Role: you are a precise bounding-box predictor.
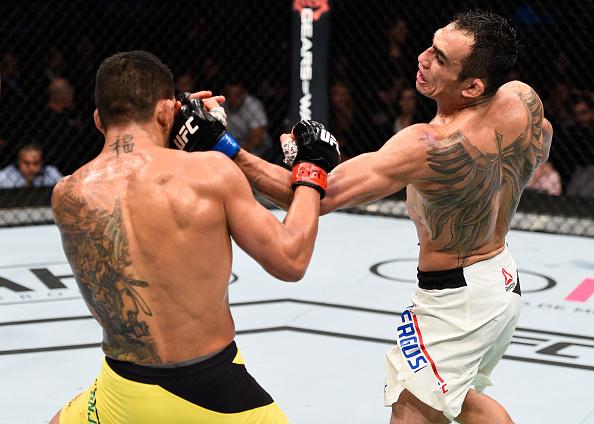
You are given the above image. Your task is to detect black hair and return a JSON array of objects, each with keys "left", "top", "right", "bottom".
[
  {"left": 95, "top": 50, "right": 174, "bottom": 128},
  {"left": 452, "top": 10, "right": 519, "bottom": 95},
  {"left": 17, "top": 143, "right": 43, "bottom": 159}
]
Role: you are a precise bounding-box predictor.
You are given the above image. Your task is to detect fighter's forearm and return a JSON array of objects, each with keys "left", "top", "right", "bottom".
[{"left": 234, "top": 149, "right": 294, "bottom": 210}]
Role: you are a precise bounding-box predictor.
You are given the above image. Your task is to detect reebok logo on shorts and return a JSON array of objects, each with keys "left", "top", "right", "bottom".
[{"left": 502, "top": 267, "right": 516, "bottom": 292}]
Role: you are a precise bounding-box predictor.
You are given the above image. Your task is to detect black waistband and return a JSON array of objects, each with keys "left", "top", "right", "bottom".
[
  {"left": 105, "top": 341, "right": 237, "bottom": 383},
  {"left": 417, "top": 267, "right": 467, "bottom": 290},
  {"left": 105, "top": 340, "right": 275, "bottom": 413}
]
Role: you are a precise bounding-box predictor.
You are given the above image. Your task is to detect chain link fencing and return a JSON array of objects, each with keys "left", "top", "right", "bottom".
[{"left": 1, "top": 0, "right": 593, "bottom": 236}]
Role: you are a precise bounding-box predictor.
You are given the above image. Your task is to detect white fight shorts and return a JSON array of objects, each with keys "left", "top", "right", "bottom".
[{"left": 384, "top": 245, "right": 521, "bottom": 421}]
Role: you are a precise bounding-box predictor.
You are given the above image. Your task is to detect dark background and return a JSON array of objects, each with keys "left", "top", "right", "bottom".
[{"left": 1, "top": 0, "right": 593, "bottom": 230}]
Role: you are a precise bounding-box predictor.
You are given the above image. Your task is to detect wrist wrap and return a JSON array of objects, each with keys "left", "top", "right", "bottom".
[
  {"left": 213, "top": 132, "right": 240, "bottom": 158},
  {"left": 291, "top": 162, "right": 327, "bottom": 198}
]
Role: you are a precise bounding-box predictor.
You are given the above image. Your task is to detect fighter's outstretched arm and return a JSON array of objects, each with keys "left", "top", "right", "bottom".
[{"left": 235, "top": 124, "right": 431, "bottom": 215}]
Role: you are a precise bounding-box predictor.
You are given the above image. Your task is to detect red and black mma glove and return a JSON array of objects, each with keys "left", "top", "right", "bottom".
[
  {"left": 291, "top": 120, "right": 341, "bottom": 198},
  {"left": 169, "top": 92, "right": 240, "bottom": 158}
]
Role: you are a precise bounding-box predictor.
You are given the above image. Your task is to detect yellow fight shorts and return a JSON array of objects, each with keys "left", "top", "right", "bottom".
[
  {"left": 58, "top": 341, "right": 289, "bottom": 424},
  {"left": 384, "top": 245, "right": 522, "bottom": 421}
]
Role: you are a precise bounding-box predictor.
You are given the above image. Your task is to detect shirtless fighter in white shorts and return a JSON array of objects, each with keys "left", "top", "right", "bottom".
[{"left": 229, "top": 9, "right": 553, "bottom": 423}]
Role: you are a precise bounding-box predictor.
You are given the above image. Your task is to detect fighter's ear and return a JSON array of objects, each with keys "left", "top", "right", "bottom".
[
  {"left": 156, "top": 98, "right": 175, "bottom": 127},
  {"left": 93, "top": 109, "right": 105, "bottom": 135},
  {"left": 461, "top": 78, "right": 485, "bottom": 99}
]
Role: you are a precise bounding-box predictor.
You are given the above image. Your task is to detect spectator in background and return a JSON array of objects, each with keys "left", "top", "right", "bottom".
[
  {"left": 393, "top": 86, "right": 420, "bottom": 133},
  {"left": 0, "top": 51, "right": 25, "bottom": 105},
  {"left": 34, "top": 78, "right": 86, "bottom": 175},
  {"left": 0, "top": 143, "right": 62, "bottom": 188},
  {"left": 567, "top": 165, "right": 594, "bottom": 197},
  {"left": 44, "top": 47, "right": 67, "bottom": 84},
  {"left": 386, "top": 18, "right": 410, "bottom": 77},
  {"left": 256, "top": 41, "right": 291, "bottom": 145},
  {"left": 174, "top": 71, "right": 196, "bottom": 97},
  {"left": 573, "top": 96, "right": 594, "bottom": 129},
  {"left": 372, "top": 18, "right": 424, "bottom": 143},
  {"left": 374, "top": 77, "right": 406, "bottom": 135},
  {"left": 257, "top": 75, "right": 290, "bottom": 145},
  {"left": 566, "top": 95, "right": 594, "bottom": 197},
  {"left": 374, "top": 18, "right": 415, "bottom": 116},
  {"left": 198, "top": 56, "right": 225, "bottom": 94},
  {"left": 544, "top": 79, "right": 575, "bottom": 127},
  {"left": 329, "top": 81, "right": 369, "bottom": 160},
  {"left": 550, "top": 93, "right": 594, "bottom": 191},
  {"left": 526, "top": 161, "right": 562, "bottom": 196},
  {"left": 223, "top": 81, "right": 273, "bottom": 159}
]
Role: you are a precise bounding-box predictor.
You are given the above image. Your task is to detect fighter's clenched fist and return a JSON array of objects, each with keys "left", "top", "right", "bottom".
[{"left": 289, "top": 120, "right": 340, "bottom": 198}]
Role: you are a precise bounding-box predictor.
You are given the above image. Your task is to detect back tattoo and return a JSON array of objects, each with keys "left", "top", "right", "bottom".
[
  {"left": 417, "top": 88, "right": 544, "bottom": 265},
  {"left": 54, "top": 186, "right": 160, "bottom": 363}
]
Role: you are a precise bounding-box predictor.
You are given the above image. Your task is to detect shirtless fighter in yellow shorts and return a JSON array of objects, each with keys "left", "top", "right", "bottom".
[{"left": 49, "top": 50, "right": 340, "bottom": 423}]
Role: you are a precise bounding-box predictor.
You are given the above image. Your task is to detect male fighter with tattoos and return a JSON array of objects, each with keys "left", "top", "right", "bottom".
[
  {"left": 233, "top": 10, "right": 553, "bottom": 424},
  {"left": 49, "top": 50, "right": 339, "bottom": 423}
]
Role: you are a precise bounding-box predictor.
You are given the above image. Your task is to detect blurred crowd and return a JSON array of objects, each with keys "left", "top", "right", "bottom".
[
  {"left": 327, "top": 11, "right": 594, "bottom": 197},
  {"left": 1, "top": 2, "right": 592, "bottom": 198}
]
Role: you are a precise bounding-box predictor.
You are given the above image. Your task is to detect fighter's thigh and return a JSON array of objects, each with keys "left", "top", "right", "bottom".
[{"left": 390, "top": 389, "right": 449, "bottom": 424}]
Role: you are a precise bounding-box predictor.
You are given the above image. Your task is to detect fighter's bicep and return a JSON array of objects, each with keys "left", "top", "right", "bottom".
[
  {"left": 322, "top": 130, "right": 427, "bottom": 213},
  {"left": 222, "top": 164, "right": 287, "bottom": 260}
]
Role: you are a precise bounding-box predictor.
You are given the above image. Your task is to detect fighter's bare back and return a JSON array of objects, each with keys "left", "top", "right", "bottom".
[
  {"left": 404, "top": 81, "right": 552, "bottom": 270},
  {"left": 52, "top": 136, "right": 237, "bottom": 365}
]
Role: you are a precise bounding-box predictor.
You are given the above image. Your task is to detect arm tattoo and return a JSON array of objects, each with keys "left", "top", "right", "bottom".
[
  {"left": 55, "top": 186, "right": 159, "bottom": 363},
  {"left": 417, "top": 88, "right": 544, "bottom": 265}
]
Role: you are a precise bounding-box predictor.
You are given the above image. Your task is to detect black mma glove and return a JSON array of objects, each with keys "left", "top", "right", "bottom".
[
  {"left": 290, "top": 120, "right": 341, "bottom": 198},
  {"left": 169, "top": 92, "right": 240, "bottom": 158}
]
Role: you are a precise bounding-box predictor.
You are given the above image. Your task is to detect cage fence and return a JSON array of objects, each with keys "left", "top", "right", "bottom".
[{"left": 0, "top": 0, "right": 592, "bottom": 235}]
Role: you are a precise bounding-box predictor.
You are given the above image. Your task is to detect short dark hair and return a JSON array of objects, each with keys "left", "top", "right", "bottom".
[
  {"left": 452, "top": 10, "right": 519, "bottom": 95},
  {"left": 18, "top": 143, "right": 43, "bottom": 159},
  {"left": 95, "top": 50, "right": 174, "bottom": 128}
]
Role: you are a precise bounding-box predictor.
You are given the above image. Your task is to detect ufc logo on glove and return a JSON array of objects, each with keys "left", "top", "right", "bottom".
[
  {"left": 169, "top": 93, "right": 240, "bottom": 158},
  {"left": 320, "top": 129, "right": 339, "bottom": 150},
  {"left": 173, "top": 117, "right": 200, "bottom": 150}
]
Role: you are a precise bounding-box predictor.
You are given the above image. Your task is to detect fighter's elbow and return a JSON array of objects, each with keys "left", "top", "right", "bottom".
[
  {"left": 276, "top": 245, "right": 311, "bottom": 282},
  {"left": 273, "top": 262, "right": 307, "bottom": 282},
  {"left": 279, "top": 270, "right": 306, "bottom": 283}
]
